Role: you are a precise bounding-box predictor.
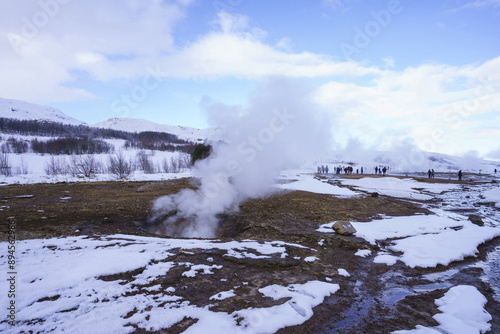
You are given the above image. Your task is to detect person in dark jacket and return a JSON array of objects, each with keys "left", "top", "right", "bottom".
[{"left": 458, "top": 170, "right": 463, "bottom": 181}]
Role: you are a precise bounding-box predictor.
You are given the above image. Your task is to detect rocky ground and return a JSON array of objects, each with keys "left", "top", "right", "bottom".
[{"left": 0, "top": 177, "right": 498, "bottom": 333}]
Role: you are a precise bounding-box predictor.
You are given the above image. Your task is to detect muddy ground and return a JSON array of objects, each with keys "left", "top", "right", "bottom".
[{"left": 0, "top": 177, "right": 498, "bottom": 333}]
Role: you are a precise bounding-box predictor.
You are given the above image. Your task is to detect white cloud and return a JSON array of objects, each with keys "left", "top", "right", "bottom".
[
  {"left": 314, "top": 57, "right": 500, "bottom": 155},
  {"left": 0, "top": 0, "right": 191, "bottom": 103},
  {"left": 275, "top": 37, "right": 292, "bottom": 51},
  {"left": 448, "top": 0, "right": 500, "bottom": 12},
  {"left": 0, "top": 7, "right": 381, "bottom": 102},
  {"left": 382, "top": 56, "right": 395, "bottom": 68},
  {"left": 322, "top": 0, "right": 358, "bottom": 12}
]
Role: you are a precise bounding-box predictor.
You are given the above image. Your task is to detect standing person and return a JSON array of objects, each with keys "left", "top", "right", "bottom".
[
  {"left": 375, "top": 166, "right": 378, "bottom": 175},
  {"left": 458, "top": 170, "right": 463, "bottom": 181},
  {"left": 428, "top": 169, "right": 432, "bottom": 178},
  {"left": 317, "top": 166, "right": 321, "bottom": 174},
  {"left": 382, "top": 167, "right": 387, "bottom": 176},
  {"left": 361, "top": 166, "right": 364, "bottom": 174},
  {"left": 325, "top": 165, "right": 329, "bottom": 174},
  {"left": 431, "top": 169, "right": 435, "bottom": 178}
]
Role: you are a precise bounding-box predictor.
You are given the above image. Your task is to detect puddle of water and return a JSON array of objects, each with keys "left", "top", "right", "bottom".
[
  {"left": 326, "top": 295, "right": 374, "bottom": 333},
  {"left": 479, "top": 244, "right": 500, "bottom": 302},
  {"left": 382, "top": 287, "right": 414, "bottom": 304},
  {"left": 422, "top": 268, "right": 459, "bottom": 282}
]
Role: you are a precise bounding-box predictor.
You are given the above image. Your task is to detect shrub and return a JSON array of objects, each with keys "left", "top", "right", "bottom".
[
  {"left": 108, "top": 151, "right": 134, "bottom": 179},
  {"left": 191, "top": 143, "right": 211, "bottom": 165}
]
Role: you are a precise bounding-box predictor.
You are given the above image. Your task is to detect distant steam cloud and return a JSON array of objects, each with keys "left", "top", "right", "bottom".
[{"left": 150, "top": 77, "right": 332, "bottom": 238}]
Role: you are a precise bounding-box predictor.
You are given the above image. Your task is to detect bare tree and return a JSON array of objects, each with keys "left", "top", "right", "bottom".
[
  {"left": 16, "top": 156, "right": 29, "bottom": 175},
  {"left": 161, "top": 157, "right": 172, "bottom": 173},
  {"left": 70, "top": 154, "right": 97, "bottom": 178},
  {"left": 180, "top": 155, "right": 191, "bottom": 171},
  {"left": 171, "top": 156, "right": 180, "bottom": 173},
  {"left": 44, "top": 155, "right": 68, "bottom": 176},
  {"left": 161, "top": 155, "right": 191, "bottom": 174},
  {"left": 1, "top": 143, "right": 11, "bottom": 154},
  {"left": 108, "top": 151, "right": 133, "bottom": 179},
  {"left": 0, "top": 153, "right": 12, "bottom": 176},
  {"left": 136, "top": 150, "right": 155, "bottom": 174}
]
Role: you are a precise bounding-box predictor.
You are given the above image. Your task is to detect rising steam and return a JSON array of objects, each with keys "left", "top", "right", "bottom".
[{"left": 150, "top": 77, "right": 331, "bottom": 238}]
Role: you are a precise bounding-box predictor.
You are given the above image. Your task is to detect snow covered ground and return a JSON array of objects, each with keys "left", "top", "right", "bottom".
[
  {"left": 282, "top": 170, "right": 498, "bottom": 333},
  {"left": 1, "top": 165, "right": 499, "bottom": 332},
  {"left": 339, "top": 177, "right": 460, "bottom": 200},
  {"left": 0, "top": 235, "right": 339, "bottom": 334},
  {"left": 0, "top": 98, "right": 84, "bottom": 125},
  {"left": 393, "top": 285, "right": 492, "bottom": 334},
  {"left": 277, "top": 171, "right": 357, "bottom": 197},
  {"left": 0, "top": 150, "right": 192, "bottom": 185}
]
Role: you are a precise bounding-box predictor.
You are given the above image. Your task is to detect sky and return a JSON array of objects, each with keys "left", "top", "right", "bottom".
[{"left": 0, "top": 0, "right": 499, "bottom": 158}]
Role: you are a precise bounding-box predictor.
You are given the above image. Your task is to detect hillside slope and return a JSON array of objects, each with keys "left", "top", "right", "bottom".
[
  {"left": 93, "top": 117, "right": 221, "bottom": 142},
  {"left": 0, "top": 98, "right": 85, "bottom": 126}
]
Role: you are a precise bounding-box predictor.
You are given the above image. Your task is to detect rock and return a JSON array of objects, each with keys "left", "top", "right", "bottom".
[
  {"left": 333, "top": 221, "right": 357, "bottom": 236},
  {"left": 468, "top": 214, "right": 484, "bottom": 226},
  {"left": 371, "top": 192, "right": 379, "bottom": 198}
]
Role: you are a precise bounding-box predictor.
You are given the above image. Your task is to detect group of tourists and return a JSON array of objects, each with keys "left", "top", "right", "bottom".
[
  {"left": 317, "top": 164, "right": 497, "bottom": 181},
  {"left": 374, "top": 166, "right": 389, "bottom": 176},
  {"left": 317, "top": 165, "right": 329, "bottom": 174},
  {"left": 427, "top": 169, "right": 435, "bottom": 178},
  {"left": 317, "top": 165, "right": 391, "bottom": 176}
]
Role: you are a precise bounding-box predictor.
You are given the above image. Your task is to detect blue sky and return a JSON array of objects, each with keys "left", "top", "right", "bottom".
[{"left": 0, "top": 0, "right": 499, "bottom": 157}]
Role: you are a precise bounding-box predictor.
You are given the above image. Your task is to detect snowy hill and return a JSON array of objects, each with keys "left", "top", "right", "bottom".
[
  {"left": 0, "top": 98, "right": 85, "bottom": 125},
  {"left": 93, "top": 117, "right": 222, "bottom": 142},
  {"left": 0, "top": 98, "right": 220, "bottom": 142}
]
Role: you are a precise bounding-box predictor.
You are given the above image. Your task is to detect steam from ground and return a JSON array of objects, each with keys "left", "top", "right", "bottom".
[{"left": 150, "top": 77, "right": 331, "bottom": 238}]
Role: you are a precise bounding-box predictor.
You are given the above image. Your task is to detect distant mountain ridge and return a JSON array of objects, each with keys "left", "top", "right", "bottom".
[
  {"left": 93, "top": 117, "right": 221, "bottom": 142},
  {"left": 0, "top": 97, "right": 219, "bottom": 142},
  {"left": 0, "top": 98, "right": 85, "bottom": 125}
]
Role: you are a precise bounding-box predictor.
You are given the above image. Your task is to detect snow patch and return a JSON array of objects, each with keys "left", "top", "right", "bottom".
[{"left": 393, "top": 285, "right": 491, "bottom": 334}]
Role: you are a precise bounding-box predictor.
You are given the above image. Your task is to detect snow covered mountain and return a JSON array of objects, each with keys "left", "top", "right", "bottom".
[
  {"left": 0, "top": 98, "right": 220, "bottom": 142},
  {"left": 93, "top": 117, "right": 222, "bottom": 142},
  {"left": 0, "top": 98, "right": 85, "bottom": 125}
]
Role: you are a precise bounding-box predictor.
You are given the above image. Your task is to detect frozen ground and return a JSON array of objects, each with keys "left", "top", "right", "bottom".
[
  {"left": 0, "top": 235, "right": 338, "bottom": 334},
  {"left": 1, "top": 167, "right": 499, "bottom": 332}
]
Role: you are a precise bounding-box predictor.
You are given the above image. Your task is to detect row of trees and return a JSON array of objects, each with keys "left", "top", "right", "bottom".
[
  {"left": 31, "top": 137, "right": 114, "bottom": 155},
  {"left": 43, "top": 151, "right": 191, "bottom": 179},
  {"left": 1, "top": 151, "right": 190, "bottom": 178},
  {"left": 0, "top": 117, "right": 195, "bottom": 150},
  {"left": 1, "top": 136, "right": 197, "bottom": 155}
]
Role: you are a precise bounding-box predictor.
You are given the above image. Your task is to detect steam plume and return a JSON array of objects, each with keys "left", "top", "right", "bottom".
[{"left": 150, "top": 77, "right": 331, "bottom": 238}]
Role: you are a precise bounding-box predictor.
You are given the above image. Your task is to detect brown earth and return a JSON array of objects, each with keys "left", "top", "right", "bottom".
[{"left": 0, "top": 178, "right": 496, "bottom": 333}]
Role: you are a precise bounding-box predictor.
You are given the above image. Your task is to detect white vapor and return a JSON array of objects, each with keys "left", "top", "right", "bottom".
[{"left": 150, "top": 77, "right": 332, "bottom": 238}]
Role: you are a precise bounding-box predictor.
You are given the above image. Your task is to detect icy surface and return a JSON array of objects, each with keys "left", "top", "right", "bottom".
[
  {"left": 344, "top": 176, "right": 462, "bottom": 200},
  {"left": 483, "top": 186, "right": 500, "bottom": 206},
  {"left": 278, "top": 174, "right": 357, "bottom": 196}
]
